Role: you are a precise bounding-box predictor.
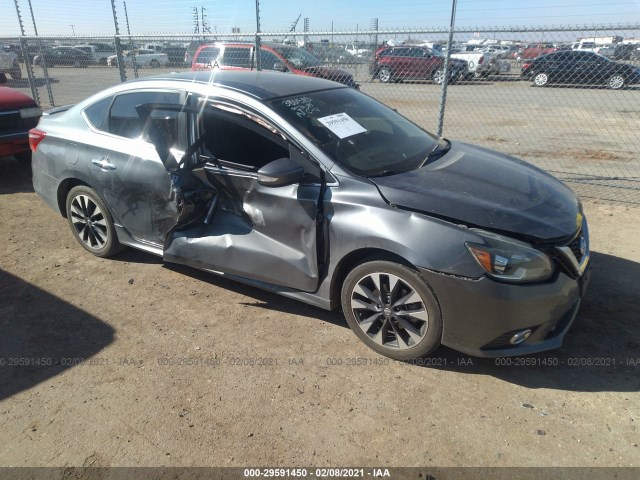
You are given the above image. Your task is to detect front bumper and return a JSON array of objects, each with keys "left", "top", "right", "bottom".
[{"left": 419, "top": 262, "right": 591, "bottom": 357}]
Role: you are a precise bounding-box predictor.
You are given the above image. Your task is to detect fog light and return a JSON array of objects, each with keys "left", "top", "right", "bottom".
[{"left": 509, "top": 329, "right": 532, "bottom": 345}]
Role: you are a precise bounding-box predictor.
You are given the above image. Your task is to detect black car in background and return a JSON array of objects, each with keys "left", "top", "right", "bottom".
[
  {"left": 521, "top": 50, "right": 640, "bottom": 89},
  {"left": 611, "top": 43, "right": 640, "bottom": 61},
  {"left": 33, "top": 47, "right": 93, "bottom": 67}
]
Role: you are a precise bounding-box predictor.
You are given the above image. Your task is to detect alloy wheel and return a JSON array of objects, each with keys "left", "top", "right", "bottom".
[
  {"left": 69, "top": 194, "right": 108, "bottom": 250},
  {"left": 432, "top": 68, "right": 445, "bottom": 84},
  {"left": 608, "top": 74, "right": 625, "bottom": 90},
  {"left": 533, "top": 72, "right": 549, "bottom": 86},
  {"left": 378, "top": 68, "right": 392, "bottom": 83},
  {"left": 349, "top": 272, "right": 429, "bottom": 350}
]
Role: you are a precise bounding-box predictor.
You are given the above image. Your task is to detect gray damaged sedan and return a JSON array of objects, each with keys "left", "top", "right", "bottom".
[{"left": 30, "top": 71, "right": 591, "bottom": 360}]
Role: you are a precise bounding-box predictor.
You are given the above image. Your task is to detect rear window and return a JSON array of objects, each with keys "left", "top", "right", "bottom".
[
  {"left": 221, "top": 47, "right": 252, "bottom": 68},
  {"left": 83, "top": 96, "right": 113, "bottom": 131},
  {"left": 108, "top": 91, "right": 180, "bottom": 141},
  {"left": 195, "top": 46, "right": 221, "bottom": 65}
]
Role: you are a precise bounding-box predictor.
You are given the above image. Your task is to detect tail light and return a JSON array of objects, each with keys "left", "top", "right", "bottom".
[
  {"left": 29, "top": 128, "right": 46, "bottom": 152},
  {"left": 478, "top": 55, "right": 484, "bottom": 65},
  {"left": 522, "top": 62, "right": 532, "bottom": 69}
]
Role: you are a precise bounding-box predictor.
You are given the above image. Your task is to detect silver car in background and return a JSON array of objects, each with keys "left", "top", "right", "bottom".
[{"left": 30, "top": 71, "right": 590, "bottom": 360}]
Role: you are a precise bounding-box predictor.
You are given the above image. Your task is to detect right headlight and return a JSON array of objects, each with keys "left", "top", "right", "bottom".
[{"left": 465, "top": 229, "right": 555, "bottom": 284}]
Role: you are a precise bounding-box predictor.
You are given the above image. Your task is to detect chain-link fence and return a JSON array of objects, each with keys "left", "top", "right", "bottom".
[{"left": 2, "top": 24, "right": 640, "bottom": 204}]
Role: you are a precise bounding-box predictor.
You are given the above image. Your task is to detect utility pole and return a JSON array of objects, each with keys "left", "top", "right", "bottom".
[
  {"left": 68, "top": 24, "right": 76, "bottom": 35},
  {"left": 202, "top": 6, "right": 211, "bottom": 34},
  {"left": 193, "top": 7, "right": 199, "bottom": 34}
]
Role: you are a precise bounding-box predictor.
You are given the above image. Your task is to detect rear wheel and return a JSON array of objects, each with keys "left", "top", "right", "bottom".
[
  {"left": 533, "top": 72, "right": 549, "bottom": 87},
  {"left": 341, "top": 260, "right": 442, "bottom": 360},
  {"left": 66, "top": 186, "right": 124, "bottom": 258},
  {"left": 378, "top": 67, "right": 392, "bottom": 83},
  {"left": 9, "top": 65, "right": 22, "bottom": 79},
  {"left": 150, "top": 59, "right": 160, "bottom": 68},
  {"left": 607, "top": 74, "right": 625, "bottom": 90},
  {"left": 432, "top": 68, "right": 445, "bottom": 85}
]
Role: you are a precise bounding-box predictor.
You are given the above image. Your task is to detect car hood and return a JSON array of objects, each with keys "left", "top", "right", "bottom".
[
  {"left": 369, "top": 141, "right": 581, "bottom": 242},
  {"left": 0, "top": 87, "right": 37, "bottom": 110}
]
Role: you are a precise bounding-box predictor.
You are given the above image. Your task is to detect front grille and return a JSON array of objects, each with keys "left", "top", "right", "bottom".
[
  {"left": 568, "top": 233, "right": 584, "bottom": 263},
  {"left": 552, "top": 219, "right": 589, "bottom": 278}
]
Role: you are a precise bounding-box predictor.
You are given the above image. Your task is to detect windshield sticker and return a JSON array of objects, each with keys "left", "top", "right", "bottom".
[
  {"left": 281, "top": 97, "right": 320, "bottom": 118},
  {"left": 317, "top": 113, "right": 367, "bottom": 139}
]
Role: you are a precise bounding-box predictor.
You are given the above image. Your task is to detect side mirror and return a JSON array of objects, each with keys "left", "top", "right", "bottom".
[
  {"left": 257, "top": 158, "right": 304, "bottom": 187},
  {"left": 272, "top": 61, "right": 288, "bottom": 72}
]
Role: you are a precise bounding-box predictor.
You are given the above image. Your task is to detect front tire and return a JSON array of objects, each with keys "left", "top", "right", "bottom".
[
  {"left": 341, "top": 260, "right": 442, "bottom": 360},
  {"left": 432, "top": 68, "right": 445, "bottom": 85},
  {"left": 10, "top": 65, "right": 22, "bottom": 79},
  {"left": 533, "top": 72, "right": 549, "bottom": 87},
  {"left": 378, "top": 67, "right": 392, "bottom": 83},
  {"left": 65, "top": 186, "right": 123, "bottom": 258},
  {"left": 607, "top": 74, "right": 625, "bottom": 90}
]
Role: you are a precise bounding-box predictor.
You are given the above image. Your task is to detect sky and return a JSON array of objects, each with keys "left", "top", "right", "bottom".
[{"left": 1, "top": 0, "right": 640, "bottom": 37}]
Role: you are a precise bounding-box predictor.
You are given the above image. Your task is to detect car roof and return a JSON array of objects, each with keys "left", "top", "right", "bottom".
[{"left": 126, "top": 70, "right": 346, "bottom": 101}]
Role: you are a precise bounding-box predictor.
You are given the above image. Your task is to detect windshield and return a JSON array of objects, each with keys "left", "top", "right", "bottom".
[
  {"left": 268, "top": 88, "right": 439, "bottom": 176},
  {"left": 272, "top": 46, "right": 322, "bottom": 69}
]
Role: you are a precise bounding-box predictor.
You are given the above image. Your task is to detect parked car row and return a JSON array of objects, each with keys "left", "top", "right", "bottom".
[
  {"left": 107, "top": 49, "right": 170, "bottom": 68},
  {"left": 190, "top": 42, "right": 359, "bottom": 88},
  {"left": 521, "top": 50, "right": 640, "bottom": 89}
]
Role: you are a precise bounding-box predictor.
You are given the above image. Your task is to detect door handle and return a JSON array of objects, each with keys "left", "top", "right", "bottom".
[{"left": 91, "top": 158, "right": 116, "bottom": 171}]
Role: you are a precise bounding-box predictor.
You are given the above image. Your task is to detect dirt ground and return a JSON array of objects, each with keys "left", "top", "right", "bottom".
[{"left": 0, "top": 158, "right": 639, "bottom": 470}]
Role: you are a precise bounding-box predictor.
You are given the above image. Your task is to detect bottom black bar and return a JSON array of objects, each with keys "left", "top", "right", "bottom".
[{"left": 0, "top": 467, "right": 638, "bottom": 480}]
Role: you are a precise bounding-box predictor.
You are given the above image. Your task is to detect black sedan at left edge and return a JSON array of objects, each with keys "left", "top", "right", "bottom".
[
  {"left": 33, "top": 47, "right": 94, "bottom": 67},
  {"left": 522, "top": 50, "right": 640, "bottom": 89}
]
